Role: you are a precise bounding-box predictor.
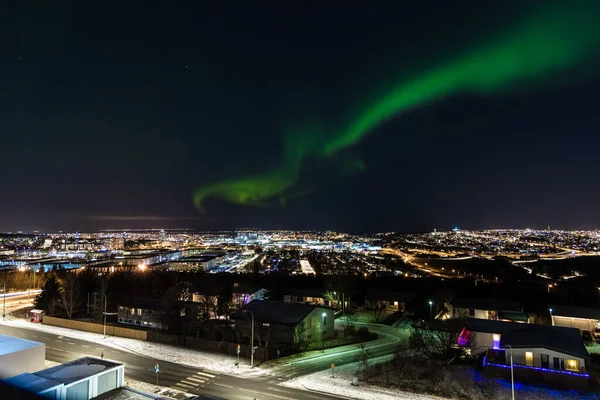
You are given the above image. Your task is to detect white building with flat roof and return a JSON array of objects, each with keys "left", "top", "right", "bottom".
[{"left": 0, "top": 334, "right": 45, "bottom": 379}]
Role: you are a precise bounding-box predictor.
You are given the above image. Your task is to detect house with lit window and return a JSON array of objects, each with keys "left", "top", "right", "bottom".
[
  {"left": 117, "top": 297, "right": 183, "bottom": 330},
  {"left": 483, "top": 324, "right": 590, "bottom": 390},
  {"left": 549, "top": 304, "right": 600, "bottom": 334},
  {"left": 458, "top": 318, "right": 528, "bottom": 355},
  {"left": 231, "top": 282, "right": 266, "bottom": 307},
  {"left": 231, "top": 300, "right": 334, "bottom": 347},
  {"left": 449, "top": 298, "right": 529, "bottom": 322},
  {"left": 365, "top": 288, "right": 416, "bottom": 312},
  {"left": 283, "top": 288, "right": 327, "bottom": 306}
]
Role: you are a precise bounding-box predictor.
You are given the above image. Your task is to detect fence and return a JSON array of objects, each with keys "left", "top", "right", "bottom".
[
  {"left": 42, "top": 316, "right": 148, "bottom": 341},
  {"left": 42, "top": 316, "right": 296, "bottom": 361},
  {"left": 147, "top": 331, "right": 288, "bottom": 361}
]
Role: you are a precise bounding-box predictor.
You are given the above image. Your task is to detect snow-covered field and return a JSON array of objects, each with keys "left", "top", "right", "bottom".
[
  {"left": 0, "top": 318, "right": 266, "bottom": 377},
  {"left": 282, "top": 355, "right": 446, "bottom": 400}
]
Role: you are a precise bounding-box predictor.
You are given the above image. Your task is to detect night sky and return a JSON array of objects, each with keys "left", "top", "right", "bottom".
[{"left": 2, "top": 2, "right": 600, "bottom": 233}]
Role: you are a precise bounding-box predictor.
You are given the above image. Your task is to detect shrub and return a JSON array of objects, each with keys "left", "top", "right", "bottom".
[{"left": 357, "top": 326, "right": 370, "bottom": 339}]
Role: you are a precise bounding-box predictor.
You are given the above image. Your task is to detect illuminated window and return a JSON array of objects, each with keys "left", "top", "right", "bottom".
[
  {"left": 525, "top": 352, "right": 533, "bottom": 366},
  {"left": 492, "top": 334, "right": 500, "bottom": 350},
  {"left": 130, "top": 308, "right": 135, "bottom": 315},
  {"left": 566, "top": 359, "right": 579, "bottom": 372},
  {"left": 137, "top": 309, "right": 142, "bottom": 316}
]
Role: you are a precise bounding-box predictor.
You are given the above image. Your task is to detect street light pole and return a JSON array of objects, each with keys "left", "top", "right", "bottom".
[
  {"left": 242, "top": 310, "right": 255, "bottom": 368},
  {"left": 103, "top": 294, "right": 108, "bottom": 338},
  {"left": 506, "top": 345, "right": 514, "bottom": 400},
  {"left": 2, "top": 270, "right": 6, "bottom": 321},
  {"left": 428, "top": 300, "right": 433, "bottom": 319}
]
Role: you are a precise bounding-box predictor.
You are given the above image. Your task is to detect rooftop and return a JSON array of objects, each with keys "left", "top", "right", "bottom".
[
  {"left": 501, "top": 325, "right": 589, "bottom": 359},
  {"left": 549, "top": 305, "right": 600, "bottom": 320},
  {"left": 232, "top": 300, "right": 329, "bottom": 326},
  {"left": 465, "top": 318, "right": 530, "bottom": 334},
  {"left": 451, "top": 297, "right": 523, "bottom": 312},
  {"left": 0, "top": 334, "right": 43, "bottom": 357},
  {"left": 34, "top": 357, "right": 122, "bottom": 385},
  {"left": 4, "top": 373, "right": 62, "bottom": 394},
  {"left": 365, "top": 287, "right": 416, "bottom": 303}
]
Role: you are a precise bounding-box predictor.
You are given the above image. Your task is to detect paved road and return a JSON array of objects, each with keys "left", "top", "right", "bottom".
[
  {"left": 270, "top": 323, "right": 408, "bottom": 379},
  {"left": 0, "top": 324, "right": 345, "bottom": 400}
]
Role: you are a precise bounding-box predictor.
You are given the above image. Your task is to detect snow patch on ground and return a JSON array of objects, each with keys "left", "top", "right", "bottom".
[
  {"left": 1, "top": 318, "right": 266, "bottom": 377},
  {"left": 282, "top": 354, "right": 447, "bottom": 400},
  {"left": 126, "top": 379, "right": 195, "bottom": 399}
]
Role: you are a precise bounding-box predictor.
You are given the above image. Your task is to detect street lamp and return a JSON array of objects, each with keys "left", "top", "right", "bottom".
[
  {"left": 549, "top": 308, "right": 553, "bottom": 326},
  {"left": 428, "top": 300, "right": 433, "bottom": 319},
  {"left": 505, "top": 345, "right": 515, "bottom": 400},
  {"left": 547, "top": 284, "right": 552, "bottom": 294},
  {"left": 103, "top": 294, "right": 108, "bottom": 338},
  {"left": 242, "top": 310, "right": 254, "bottom": 368}
]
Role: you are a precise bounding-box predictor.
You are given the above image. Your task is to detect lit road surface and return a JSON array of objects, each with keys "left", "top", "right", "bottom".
[
  {"left": 300, "top": 259, "right": 315, "bottom": 274},
  {"left": 0, "top": 324, "right": 344, "bottom": 400},
  {"left": 270, "top": 323, "right": 408, "bottom": 379},
  {"left": 1, "top": 290, "right": 42, "bottom": 300}
]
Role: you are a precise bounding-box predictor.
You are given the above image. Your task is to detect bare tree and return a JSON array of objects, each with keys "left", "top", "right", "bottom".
[
  {"left": 372, "top": 304, "right": 385, "bottom": 323},
  {"left": 355, "top": 342, "right": 372, "bottom": 382},
  {"left": 323, "top": 291, "right": 338, "bottom": 308},
  {"left": 410, "top": 323, "right": 469, "bottom": 366},
  {"left": 91, "top": 277, "right": 108, "bottom": 322},
  {"left": 293, "top": 317, "right": 315, "bottom": 351},
  {"left": 59, "top": 273, "right": 82, "bottom": 320},
  {"left": 256, "top": 324, "right": 272, "bottom": 359}
]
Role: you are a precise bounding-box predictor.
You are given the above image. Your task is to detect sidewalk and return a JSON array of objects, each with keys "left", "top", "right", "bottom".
[
  {"left": 0, "top": 318, "right": 266, "bottom": 377},
  {"left": 282, "top": 354, "right": 445, "bottom": 400}
]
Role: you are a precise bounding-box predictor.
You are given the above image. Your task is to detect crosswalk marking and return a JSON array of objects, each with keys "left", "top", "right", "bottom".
[
  {"left": 185, "top": 376, "right": 205, "bottom": 383},
  {"left": 172, "top": 371, "right": 217, "bottom": 392},
  {"left": 174, "top": 382, "right": 196, "bottom": 390}
]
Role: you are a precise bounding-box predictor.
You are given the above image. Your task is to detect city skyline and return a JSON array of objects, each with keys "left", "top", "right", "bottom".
[{"left": 2, "top": 2, "right": 600, "bottom": 232}]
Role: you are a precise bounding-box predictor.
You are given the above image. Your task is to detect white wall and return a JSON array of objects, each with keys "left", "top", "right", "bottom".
[
  {"left": 470, "top": 332, "right": 494, "bottom": 355},
  {"left": 505, "top": 347, "right": 585, "bottom": 372},
  {"left": 0, "top": 343, "right": 45, "bottom": 379},
  {"left": 305, "top": 307, "right": 334, "bottom": 341},
  {"left": 552, "top": 316, "right": 595, "bottom": 332}
]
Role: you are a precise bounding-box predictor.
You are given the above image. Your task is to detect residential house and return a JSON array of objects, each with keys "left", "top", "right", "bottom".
[
  {"left": 232, "top": 300, "right": 335, "bottom": 348},
  {"left": 483, "top": 325, "right": 590, "bottom": 390},
  {"left": 365, "top": 288, "right": 415, "bottom": 312},
  {"left": 549, "top": 305, "right": 600, "bottom": 334},
  {"left": 449, "top": 298, "right": 529, "bottom": 322},
  {"left": 460, "top": 318, "right": 537, "bottom": 355},
  {"left": 117, "top": 297, "right": 183, "bottom": 330},
  {"left": 232, "top": 282, "right": 266, "bottom": 308},
  {"left": 192, "top": 285, "right": 222, "bottom": 320},
  {"left": 283, "top": 288, "right": 326, "bottom": 306}
]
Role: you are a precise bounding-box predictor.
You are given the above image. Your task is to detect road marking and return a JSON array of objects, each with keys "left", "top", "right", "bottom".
[
  {"left": 68, "top": 342, "right": 75, "bottom": 345},
  {"left": 81, "top": 345, "right": 89, "bottom": 348},
  {"left": 174, "top": 382, "right": 195, "bottom": 390},
  {"left": 55, "top": 340, "right": 62, "bottom": 342},
  {"left": 213, "top": 382, "right": 234, "bottom": 389},
  {"left": 196, "top": 371, "right": 215, "bottom": 378},
  {"left": 95, "top": 348, "right": 103, "bottom": 350},
  {"left": 185, "top": 376, "right": 206, "bottom": 384},
  {"left": 48, "top": 347, "right": 63, "bottom": 352}
]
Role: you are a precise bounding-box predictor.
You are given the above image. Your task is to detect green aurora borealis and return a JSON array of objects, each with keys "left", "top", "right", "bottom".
[{"left": 194, "top": 3, "right": 600, "bottom": 212}]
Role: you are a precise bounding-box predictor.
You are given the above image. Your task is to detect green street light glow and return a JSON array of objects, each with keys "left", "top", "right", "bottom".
[{"left": 194, "top": 2, "right": 600, "bottom": 212}]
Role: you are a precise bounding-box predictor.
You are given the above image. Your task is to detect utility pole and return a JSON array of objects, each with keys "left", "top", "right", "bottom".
[
  {"left": 242, "top": 310, "right": 255, "bottom": 367},
  {"left": 3, "top": 271, "right": 6, "bottom": 321},
  {"left": 103, "top": 294, "right": 107, "bottom": 338}
]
